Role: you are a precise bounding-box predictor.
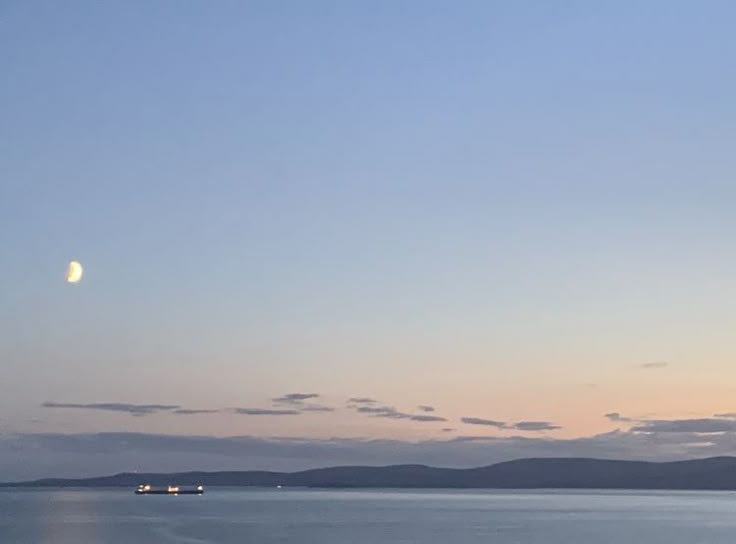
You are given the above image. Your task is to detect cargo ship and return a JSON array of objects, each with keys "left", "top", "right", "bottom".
[{"left": 135, "top": 484, "right": 204, "bottom": 495}]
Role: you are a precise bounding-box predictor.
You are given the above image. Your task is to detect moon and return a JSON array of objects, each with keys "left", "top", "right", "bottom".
[{"left": 66, "top": 260, "right": 84, "bottom": 283}]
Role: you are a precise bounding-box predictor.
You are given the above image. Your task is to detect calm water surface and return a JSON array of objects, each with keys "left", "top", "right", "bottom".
[{"left": 2, "top": 488, "right": 736, "bottom": 543}]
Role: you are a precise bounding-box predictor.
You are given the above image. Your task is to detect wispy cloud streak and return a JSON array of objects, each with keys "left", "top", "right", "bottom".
[
  {"left": 42, "top": 402, "right": 179, "bottom": 416},
  {"left": 273, "top": 393, "right": 320, "bottom": 405},
  {"left": 461, "top": 417, "right": 561, "bottom": 431},
  {"left": 640, "top": 361, "right": 669, "bottom": 369},
  {"left": 232, "top": 408, "right": 301, "bottom": 416},
  {"left": 461, "top": 417, "right": 506, "bottom": 428},
  {"left": 353, "top": 405, "right": 446, "bottom": 422}
]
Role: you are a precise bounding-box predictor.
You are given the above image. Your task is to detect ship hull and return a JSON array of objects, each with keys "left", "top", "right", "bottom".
[
  {"left": 135, "top": 489, "right": 203, "bottom": 495},
  {"left": 135, "top": 485, "right": 204, "bottom": 495}
]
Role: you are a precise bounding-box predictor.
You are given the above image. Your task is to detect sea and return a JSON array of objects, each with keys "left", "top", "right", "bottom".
[{"left": 2, "top": 487, "right": 736, "bottom": 543}]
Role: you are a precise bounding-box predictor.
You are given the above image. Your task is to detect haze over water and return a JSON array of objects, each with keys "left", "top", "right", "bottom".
[{"left": 3, "top": 488, "right": 736, "bottom": 544}]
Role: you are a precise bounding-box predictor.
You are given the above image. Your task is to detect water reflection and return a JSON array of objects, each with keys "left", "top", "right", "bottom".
[{"left": 41, "top": 491, "right": 104, "bottom": 543}]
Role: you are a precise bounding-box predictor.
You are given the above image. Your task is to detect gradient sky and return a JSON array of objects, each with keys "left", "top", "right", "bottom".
[{"left": 3, "top": 1, "right": 736, "bottom": 478}]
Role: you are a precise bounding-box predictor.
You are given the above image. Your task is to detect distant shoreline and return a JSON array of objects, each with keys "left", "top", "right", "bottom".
[{"left": 5, "top": 456, "right": 736, "bottom": 491}]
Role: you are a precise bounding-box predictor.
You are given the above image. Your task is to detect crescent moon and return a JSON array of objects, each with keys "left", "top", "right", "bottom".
[{"left": 66, "top": 261, "right": 84, "bottom": 283}]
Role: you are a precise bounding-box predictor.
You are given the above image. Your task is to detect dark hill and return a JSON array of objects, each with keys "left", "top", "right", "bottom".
[{"left": 5, "top": 457, "right": 736, "bottom": 490}]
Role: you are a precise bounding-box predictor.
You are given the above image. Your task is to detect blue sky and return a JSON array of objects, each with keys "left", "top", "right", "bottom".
[{"left": 2, "top": 1, "right": 736, "bottom": 477}]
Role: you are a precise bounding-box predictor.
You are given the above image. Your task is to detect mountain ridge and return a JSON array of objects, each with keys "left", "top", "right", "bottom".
[{"left": 5, "top": 456, "right": 736, "bottom": 490}]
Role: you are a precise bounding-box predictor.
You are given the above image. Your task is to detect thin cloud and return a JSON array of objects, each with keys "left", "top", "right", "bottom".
[
  {"left": 270, "top": 393, "right": 333, "bottom": 413},
  {"left": 273, "top": 393, "right": 320, "bottom": 405},
  {"left": 605, "top": 412, "right": 633, "bottom": 423},
  {"left": 232, "top": 408, "right": 301, "bottom": 416},
  {"left": 173, "top": 409, "right": 219, "bottom": 415},
  {"left": 640, "top": 361, "right": 669, "bottom": 369},
  {"left": 347, "top": 397, "right": 376, "bottom": 405},
  {"left": 366, "top": 408, "right": 407, "bottom": 420},
  {"left": 410, "top": 415, "right": 447, "bottom": 422},
  {"left": 632, "top": 418, "right": 736, "bottom": 434},
  {"left": 42, "top": 402, "right": 179, "bottom": 416},
  {"left": 461, "top": 417, "right": 506, "bottom": 428},
  {"left": 714, "top": 413, "right": 736, "bottom": 419},
  {"left": 418, "top": 405, "right": 435, "bottom": 412},
  {"left": 510, "top": 421, "right": 560, "bottom": 431},
  {"left": 460, "top": 417, "right": 559, "bottom": 431},
  {"left": 354, "top": 405, "right": 446, "bottom": 422},
  {"left": 356, "top": 405, "right": 400, "bottom": 416},
  {"left": 454, "top": 435, "right": 503, "bottom": 442},
  {"left": 299, "top": 405, "right": 335, "bottom": 413}
]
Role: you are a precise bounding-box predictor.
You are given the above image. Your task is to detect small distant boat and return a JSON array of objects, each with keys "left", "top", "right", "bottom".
[{"left": 135, "top": 484, "right": 204, "bottom": 495}]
